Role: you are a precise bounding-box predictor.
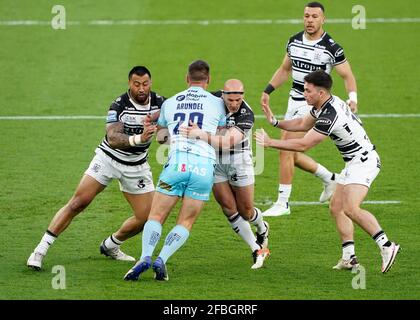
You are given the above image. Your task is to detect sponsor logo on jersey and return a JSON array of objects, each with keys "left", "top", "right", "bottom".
[
  {"left": 106, "top": 110, "right": 118, "bottom": 122},
  {"left": 316, "top": 118, "right": 332, "bottom": 126},
  {"left": 176, "top": 95, "right": 186, "bottom": 101},
  {"left": 335, "top": 48, "right": 344, "bottom": 57},
  {"left": 292, "top": 60, "right": 324, "bottom": 72},
  {"left": 177, "top": 164, "right": 207, "bottom": 176},
  {"left": 192, "top": 191, "right": 209, "bottom": 197},
  {"left": 186, "top": 92, "right": 207, "bottom": 101}
]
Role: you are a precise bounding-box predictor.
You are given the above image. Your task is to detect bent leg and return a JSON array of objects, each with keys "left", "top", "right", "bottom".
[
  {"left": 329, "top": 184, "right": 357, "bottom": 262},
  {"left": 294, "top": 152, "right": 318, "bottom": 173},
  {"left": 212, "top": 182, "right": 238, "bottom": 216},
  {"left": 342, "top": 184, "right": 382, "bottom": 236},
  {"left": 155, "top": 196, "right": 204, "bottom": 264},
  {"left": 139, "top": 192, "right": 179, "bottom": 261},
  {"left": 113, "top": 191, "right": 155, "bottom": 241},
  {"left": 329, "top": 184, "right": 354, "bottom": 241},
  {"left": 48, "top": 174, "right": 106, "bottom": 235}
]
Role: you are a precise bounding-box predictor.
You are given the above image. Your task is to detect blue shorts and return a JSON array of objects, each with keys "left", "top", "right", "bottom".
[{"left": 156, "top": 152, "right": 215, "bottom": 201}]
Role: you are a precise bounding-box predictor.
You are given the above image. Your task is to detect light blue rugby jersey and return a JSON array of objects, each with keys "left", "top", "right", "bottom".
[{"left": 158, "top": 86, "right": 226, "bottom": 160}]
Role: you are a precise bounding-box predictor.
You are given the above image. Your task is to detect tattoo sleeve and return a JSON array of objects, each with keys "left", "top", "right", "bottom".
[{"left": 106, "top": 122, "right": 131, "bottom": 149}]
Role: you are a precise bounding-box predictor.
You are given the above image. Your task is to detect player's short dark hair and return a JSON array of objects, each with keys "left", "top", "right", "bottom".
[
  {"left": 304, "top": 70, "right": 332, "bottom": 91},
  {"left": 188, "top": 60, "right": 210, "bottom": 82},
  {"left": 128, "top": 66, "right": 151, "bottom": 80},
  {"left": 306, "top": 2, "right": 325, "bottom": 12}
]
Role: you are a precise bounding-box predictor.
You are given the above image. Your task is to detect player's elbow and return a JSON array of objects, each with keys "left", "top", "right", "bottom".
[
  {"left": 107, "top": 135, "right": 120, "bottom": 149},
  {"left": 298, "top": 143, "right": 311, "bottom": 152}
]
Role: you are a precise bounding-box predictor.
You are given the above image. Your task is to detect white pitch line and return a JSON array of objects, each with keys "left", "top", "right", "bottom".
[
  {"left": 254, "top": 114, "right": 420, "bottom": 119},
  {"left": 0, "top": 115, "right": 104, "bottom": 120},
  {"left": 255, "top": 200, "right": 401, "bottom": 206},
  {"left": 1, "top": 114, "right": 420, "bottom": 120},
  {"left": 1, "top": 17, "right": 420, "bottom": 26}
]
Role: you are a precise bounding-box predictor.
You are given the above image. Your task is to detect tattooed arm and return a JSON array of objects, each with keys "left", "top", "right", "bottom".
[
  {"left": 106, "top": 122, "right": 131, "bottom": 149},
  {"left": 106, "top": 119, "right": 157, "bottom": 149}
]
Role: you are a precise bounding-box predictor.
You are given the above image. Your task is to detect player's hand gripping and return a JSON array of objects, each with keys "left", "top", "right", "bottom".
[
  {"left": 141, "top": 115, "right": 157, "bottom": 142},
  {"left": 179, "top": 121, "right": 207, "bottom": 140}
]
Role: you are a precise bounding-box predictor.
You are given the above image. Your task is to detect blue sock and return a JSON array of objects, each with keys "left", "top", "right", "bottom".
[
  {"left": 158, "top": 225, "right": 190, "bottom": 263},
  {"left": 140, "top": 220, "right": 162, "bottom": 261}
]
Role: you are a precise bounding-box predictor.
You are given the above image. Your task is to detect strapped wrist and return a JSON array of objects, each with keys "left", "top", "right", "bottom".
[
  {"left": 348, "top": 91, "right": 358, "bottom": 104},
  {"left": 271, "top": 117, "right": 279, "bottom": 127},
  {"left": 264, "top": 84, "right": 275, "bottom": 95},
  {"left": 129, "top": 134, "right": 142, "bottom": 146}
]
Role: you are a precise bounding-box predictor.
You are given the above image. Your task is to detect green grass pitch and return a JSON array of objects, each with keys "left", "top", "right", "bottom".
[{"left": 0, "top": 0, "right": 419, "bottom": 300}]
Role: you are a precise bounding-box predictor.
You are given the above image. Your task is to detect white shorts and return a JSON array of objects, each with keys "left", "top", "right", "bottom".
[
  {"left": 84, "top": 149, "right": 154, "bottom": 194},
  {"left": 214, "top": 152, "right": 255, "bottom": 187},
  {"left": 284, "top": 96, "right": 311, "bottom": 120},
  {"left": 337, "top": 150, "right": 381, "bottom": 188}
]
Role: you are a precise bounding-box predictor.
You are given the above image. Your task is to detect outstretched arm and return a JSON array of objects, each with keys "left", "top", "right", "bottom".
[
  {"left": 180, "top": 121, "right": 244, "bottom": 149},
  {"left": 264, "top": 112, "right": 316, "bottom": 132},
  {"left": 255, "top": 127, "right": 327, "bottom": 152}
]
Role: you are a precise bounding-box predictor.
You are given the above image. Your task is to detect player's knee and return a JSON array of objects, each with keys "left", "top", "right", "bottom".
[
  {"left": 238, "top": 204, "right": 254, "bottom": 220},
  {"left": 329, "top": 199, "right": 341, "bottom": 216},
  {"left": 68, "top": 195, "right": 92, "bottom": 213},
  {"left": 342, "top": 204, "right": 360, "bottom": 220},
  {"left": 217, "top": 197, "right": 237, "bottom": 214}
]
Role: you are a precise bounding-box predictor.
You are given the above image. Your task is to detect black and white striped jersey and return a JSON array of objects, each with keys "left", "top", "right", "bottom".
[
  {"left": 212, "top": 91, "right": 254, "bottom": 154},
  {"left": 98, "top": 91, "right": 165, "bottom": 166},
  {"left": 310, "top": 95, "right": 375, "bottom": 162},
  {"left": 287, "top": 31, "right": 346, "bottom": 98}
]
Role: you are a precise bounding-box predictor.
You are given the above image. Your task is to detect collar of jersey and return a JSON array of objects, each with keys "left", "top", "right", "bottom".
[{"left": 127, "top": 91, "right": 151, "bottom": 110}]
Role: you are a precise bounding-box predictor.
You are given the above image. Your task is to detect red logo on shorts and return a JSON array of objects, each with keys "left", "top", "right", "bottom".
[{"left": 181, "top": 164, "right": 186, "bottom": 172}]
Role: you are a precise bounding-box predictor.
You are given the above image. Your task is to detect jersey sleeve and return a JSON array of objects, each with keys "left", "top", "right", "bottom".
[
  {"left": 235, "top": 109, "right": 254, "bottom": 133},
  {"left": 330, "top": 43, "right": 346, "bottom": 66},
  {"left": 157, "top": 102, "right": 168, "bottom": 127},
  {"left": 312, "top": 105, "right": 338, "bottom": 136},
  {"left": 286, "top": 38, "right": 292, "bottom": 57},
  {"left": 106, "top": 99, "right": 124, "bottom": 123}
]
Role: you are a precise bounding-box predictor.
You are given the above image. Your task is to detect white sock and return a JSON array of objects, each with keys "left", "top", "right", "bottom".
[
  {"left": 342, "top": 240, "right": 356, "bottom": 260},
  {"left": 249, "top": 208, "right": 267, "bottom": 235},
  {"left": 228, "top": 213, "right": 260, "bottom": 252},
  {"left": 314, "top": 164, "right": 334, "bottom": 184},
  {"left": 277, "top": 184, "right": 292, "bottom": 204},
  {"left": 34, "top": 231, "right": 57, "bottom": 256},
  {"left": 103, "top": 234, "right": 122, "bottom": 250},
  {"left": 373, "top": 230, "right": 390, "bottom": 248}
]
